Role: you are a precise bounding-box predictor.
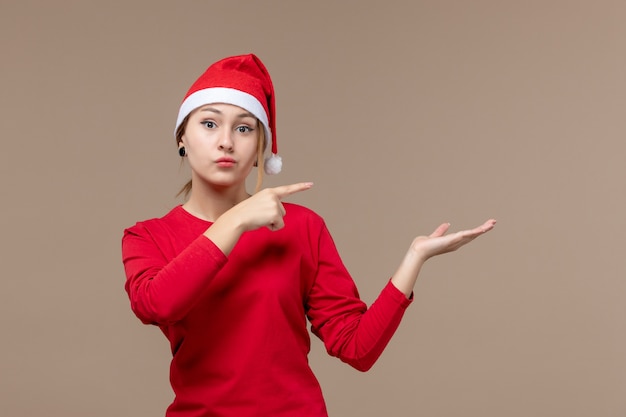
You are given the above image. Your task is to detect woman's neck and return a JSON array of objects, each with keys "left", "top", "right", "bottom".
[{"left": 183, "top": 181, "right": 249, "bottom": 222}]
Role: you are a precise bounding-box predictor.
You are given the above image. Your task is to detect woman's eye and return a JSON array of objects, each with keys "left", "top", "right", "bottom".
[
  {"left": 201, "top": 121, "right": 216, "bottom": 128},
  {"left": 236, "top": 126, "right": 252, "bottom": 133}
]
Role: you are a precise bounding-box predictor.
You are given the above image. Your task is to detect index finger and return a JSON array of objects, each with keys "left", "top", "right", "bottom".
[
  {"left": 272, "top": 182, "right": 314, "bottom": 199},
  {"left": 459, "top": 219, "right": 497, "bottom": 238}
]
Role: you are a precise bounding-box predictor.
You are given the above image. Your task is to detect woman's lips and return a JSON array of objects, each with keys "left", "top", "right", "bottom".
[{"left": 216, "top": 157, "right": 236, "bottom": 167}]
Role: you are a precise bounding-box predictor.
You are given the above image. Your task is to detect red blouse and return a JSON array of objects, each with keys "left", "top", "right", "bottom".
[{"left": 122, "top": 204, "right": 412, "bottom": 417}]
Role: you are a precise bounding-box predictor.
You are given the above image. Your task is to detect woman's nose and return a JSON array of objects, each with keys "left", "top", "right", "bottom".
[{"left": 218, "top": 131, "right": 234, "bottom": 151}]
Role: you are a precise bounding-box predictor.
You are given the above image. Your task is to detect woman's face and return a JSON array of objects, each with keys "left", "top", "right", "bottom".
[{"left": 181, "top": 103, "right": 259, "bottom": 190}]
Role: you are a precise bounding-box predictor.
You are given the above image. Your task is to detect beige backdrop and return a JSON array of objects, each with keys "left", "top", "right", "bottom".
[{"left": 1, "top": 1, "right": 625, "bottom": 416}]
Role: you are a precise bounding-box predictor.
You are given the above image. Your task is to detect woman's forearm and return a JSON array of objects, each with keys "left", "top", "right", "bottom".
[{"left": 390, "top": 249, "right": 426, "bottom": 298}]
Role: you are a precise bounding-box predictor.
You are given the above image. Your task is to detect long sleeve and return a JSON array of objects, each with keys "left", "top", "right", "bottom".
[
  {"left": 122, "top": 220, "right": 228, "bottom": 325},
  {"left": 305, "top": 221, "right": 412, "bottom": 372}
]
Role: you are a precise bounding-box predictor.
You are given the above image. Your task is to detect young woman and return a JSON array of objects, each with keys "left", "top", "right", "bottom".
[{"left": 122, "top": 54, "right": 496, "bottom": 417}]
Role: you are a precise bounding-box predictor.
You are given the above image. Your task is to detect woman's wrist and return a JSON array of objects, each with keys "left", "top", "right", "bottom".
[
  {"left": 203, "top": 210, "right": 246, "bottom": 256},
  {"left": 390, "top": 249, "right": 426, "bottom": 298}
]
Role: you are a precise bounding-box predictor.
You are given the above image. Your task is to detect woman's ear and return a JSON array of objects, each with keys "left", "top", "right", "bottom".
[{"left": 177, "top": 136, "right": 187, "bottom": 157}]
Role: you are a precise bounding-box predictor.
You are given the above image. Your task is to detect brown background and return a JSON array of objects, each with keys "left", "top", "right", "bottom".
[{"left": 1, "top": 1, "right": 624, "bottom": 416}]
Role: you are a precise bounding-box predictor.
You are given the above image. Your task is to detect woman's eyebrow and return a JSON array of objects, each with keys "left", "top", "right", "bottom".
[{"left": 199, "top": 106, "right": 222, "bottom": 114}]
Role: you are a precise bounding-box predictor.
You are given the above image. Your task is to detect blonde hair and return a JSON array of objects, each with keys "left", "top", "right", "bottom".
[{"left": 175, "top": 116, "right": 266, "bottom": 198}]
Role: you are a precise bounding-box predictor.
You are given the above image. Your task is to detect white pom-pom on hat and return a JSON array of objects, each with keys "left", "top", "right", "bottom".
[
  {"left": 175, "top": 54, "right": 282, "bottom": 174},
  {"left": 264, "top": 154, "right": 282, "bottom": 175}
]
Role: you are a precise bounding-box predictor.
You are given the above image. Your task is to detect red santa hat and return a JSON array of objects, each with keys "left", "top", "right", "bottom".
[{"left": 175, "top": 54, "right": 282, "bottom": 174}]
